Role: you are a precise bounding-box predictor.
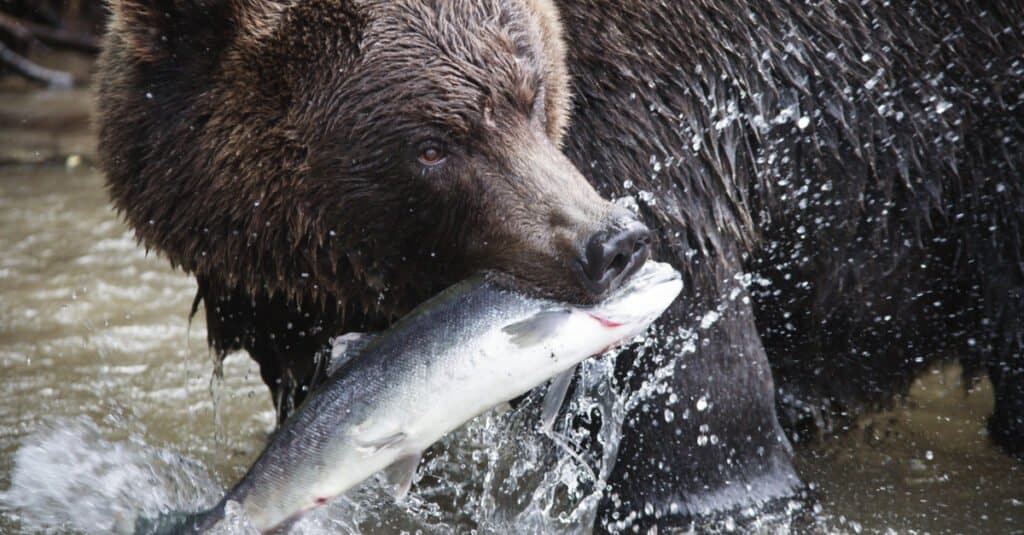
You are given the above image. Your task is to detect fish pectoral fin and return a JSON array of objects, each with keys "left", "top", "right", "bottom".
[
  {"left": 502, "top": 309, "right": 573, "bottom": 348},
  {"left": 540, "top": 367, "right": 576, "bottom": 435},
  {"left": 354, "top": 431, "right": 407, "bottom": 454},
  {"left": 383, "top": 452, "right": 423, "bottom": 501}
]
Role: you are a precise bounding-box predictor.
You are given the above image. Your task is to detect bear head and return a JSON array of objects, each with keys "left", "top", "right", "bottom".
[{"left": 97, "top": 0, "right": 650, "bottom": 324}]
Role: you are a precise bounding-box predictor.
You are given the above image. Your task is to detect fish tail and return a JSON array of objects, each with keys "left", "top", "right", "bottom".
[{"left": 132, "top": 501, "right": 225, "bottom": 535}]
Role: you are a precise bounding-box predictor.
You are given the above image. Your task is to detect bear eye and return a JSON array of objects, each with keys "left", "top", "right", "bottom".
[{"left": 418, "top": 144, "right": 447, "bottom": 166}]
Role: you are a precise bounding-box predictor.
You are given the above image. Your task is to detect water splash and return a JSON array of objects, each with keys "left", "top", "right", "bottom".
[
  {"left": 280, "top": 344, "right": 639, "bottom": 535},
  {"left": 0, "top": 272, "right": 775, "bottom": 534},
  {"left": 0, "top": 351, "right": 645, "bottom": 535},
  {"left": 0, "top": 417, "right": 220, "bottom": 534}
]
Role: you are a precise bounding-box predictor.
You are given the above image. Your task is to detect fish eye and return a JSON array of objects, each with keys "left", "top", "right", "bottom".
[{"left": 417, "top": 143, "right": 447, "bottom": 166}]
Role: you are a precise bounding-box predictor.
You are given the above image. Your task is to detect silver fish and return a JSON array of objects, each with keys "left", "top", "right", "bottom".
[{"left": 154, "top": 261, "right": 681, "bottom": 533}]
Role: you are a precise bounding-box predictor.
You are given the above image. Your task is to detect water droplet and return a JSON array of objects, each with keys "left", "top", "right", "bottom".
[{"left": 699, "top": 311, "right": 719, "bottom": 329}]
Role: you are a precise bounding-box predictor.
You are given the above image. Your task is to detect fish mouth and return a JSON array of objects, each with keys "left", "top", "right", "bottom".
[
  {"left": 585, "top": 313, "right": 624, "bottom": 329},
  {"left": 583, "top": 261, "right": 682, "bottom": 327},
  {"left": 608, "top": 260, "right": 681, "bottom": 298}
]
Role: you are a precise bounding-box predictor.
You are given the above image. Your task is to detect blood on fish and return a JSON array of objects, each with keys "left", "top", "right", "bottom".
[
  {"left": 315, "top": 497, "right": 328, "bottom": 505},
  {"left": 587, "top": 313, "right": 623, "bottom": 328}
]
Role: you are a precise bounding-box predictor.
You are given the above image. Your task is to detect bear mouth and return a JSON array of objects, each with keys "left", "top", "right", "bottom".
[
  {"left": 571, "top": 243, "right": 651, "bottom": 301},
  {"left": 478, "top": 267, "right": 614, "bottom": 307}
]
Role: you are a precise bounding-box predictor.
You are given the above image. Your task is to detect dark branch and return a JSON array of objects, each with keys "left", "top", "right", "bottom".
[
  {"left": 0, "top": 40, "right": 73, "bottom": 88},
  {"left": 0, "top": 13, "right": 100, "bottom": 54}
]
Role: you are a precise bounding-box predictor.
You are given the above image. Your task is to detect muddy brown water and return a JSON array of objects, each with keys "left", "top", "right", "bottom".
[{"left": 0, "top": 88, "right": 1021, "bottom": 534}]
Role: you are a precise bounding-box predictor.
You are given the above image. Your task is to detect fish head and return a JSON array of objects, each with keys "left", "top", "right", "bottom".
[
  {"left": 500, "top": 261, "right": 681, "bottom": 354},
  {"left": 577, "top": 260, "right": 682, "bottom": 341}
]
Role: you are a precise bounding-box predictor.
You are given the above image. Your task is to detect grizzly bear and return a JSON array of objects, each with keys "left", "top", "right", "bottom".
[{"left": 96, "top": 0, "right": 1023, "bottom": 532}]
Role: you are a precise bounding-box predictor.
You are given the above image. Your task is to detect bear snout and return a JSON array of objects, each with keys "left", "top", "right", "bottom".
[{"left": 575, "top": 215, "right": 651, "bottom": 297}]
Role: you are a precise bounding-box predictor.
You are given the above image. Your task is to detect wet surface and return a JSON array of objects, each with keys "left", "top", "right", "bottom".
[
  {"left": 0, "top": 89, "right": 1022, "bottom": 534},
  {"left": 0, "top": 74, "right": 96, "bottom": 165},
  {"left": 797, "top": 367, "right": 1024, "bottom": 534}
]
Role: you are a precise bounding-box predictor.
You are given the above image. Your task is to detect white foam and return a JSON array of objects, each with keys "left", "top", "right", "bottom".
[{"left": 0, "top": 417, "right": 220, "bottom": 534}]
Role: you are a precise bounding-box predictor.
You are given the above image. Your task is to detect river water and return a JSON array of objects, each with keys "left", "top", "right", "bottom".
[{"left": 0, "top": 89, "right": 1022, "bottom": 534}]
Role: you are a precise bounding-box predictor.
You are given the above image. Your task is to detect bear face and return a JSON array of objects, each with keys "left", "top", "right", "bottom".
[
  {"left": 298, "top": 0, "right": 638, "bottom": 307},
  {"left": 98, "top": 0, "right": 649, "bottom": 328}
]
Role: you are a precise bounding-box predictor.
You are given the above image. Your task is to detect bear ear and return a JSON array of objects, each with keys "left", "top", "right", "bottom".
[{"left": 110, "top": 0, "right": 236, "bottom": 63}]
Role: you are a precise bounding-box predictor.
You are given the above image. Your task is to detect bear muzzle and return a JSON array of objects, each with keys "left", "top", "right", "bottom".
[{"left": 575, "top": 215, "right": 651, "bottom": 297}]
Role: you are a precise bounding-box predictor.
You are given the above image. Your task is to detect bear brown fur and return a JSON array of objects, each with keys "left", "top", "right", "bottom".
[
  {"left": 97, "top": 0, "right": 634, "bottom": 411},
  {"left": 555, "top": 2, "right": 1023, "bottom": 529},
  {"left": 96, "top": 0, "right": 1024, "bottom": 532}
]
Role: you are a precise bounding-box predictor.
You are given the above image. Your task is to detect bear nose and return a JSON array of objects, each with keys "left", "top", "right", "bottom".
[{"left": 577, "top": 217, "right": 651, "bottom": 296}]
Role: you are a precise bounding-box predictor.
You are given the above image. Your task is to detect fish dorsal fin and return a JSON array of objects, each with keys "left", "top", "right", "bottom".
[
  {"left": 383, "top": 452, "right": 422, "bottom": 501},
  {"left": 540, "top": 367, "right": 576, "bottom": 434},
  {"left": 502, "top": 309, "right": 572, "bottom": 348},
  {"left": 328, "top": 332, "right": 380, "bottom": 376}
]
